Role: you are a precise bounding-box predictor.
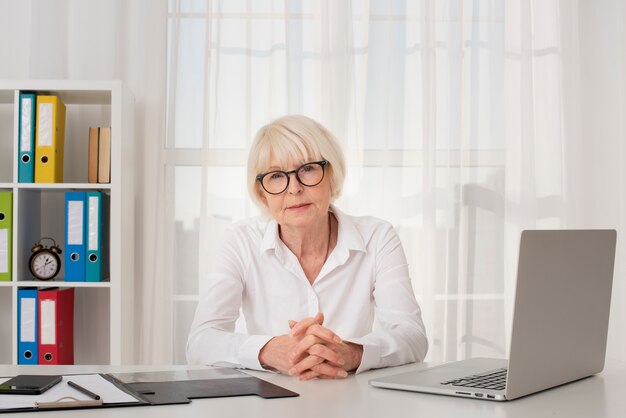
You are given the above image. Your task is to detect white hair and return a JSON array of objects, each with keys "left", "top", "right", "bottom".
[{"left": 247, "top": 115, "right": 346, "bottom": 213}]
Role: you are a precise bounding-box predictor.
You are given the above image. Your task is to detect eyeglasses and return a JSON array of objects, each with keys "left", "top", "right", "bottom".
[{"left": 256, "top": 160, "right": 329, "bottom": 195}]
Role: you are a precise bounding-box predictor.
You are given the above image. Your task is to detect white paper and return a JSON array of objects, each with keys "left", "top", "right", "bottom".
[
  {"left": 67, "top": 200, "right": 84, "bottom": 245},
  {"left": 20, "top": 97, "right": 32, "bottom": 152},
  {"left": 40, "top": 300, "right": 56, "bottom": 345},
  {"left": 0, "top": 374, "right": 140, "bottom": 409},
  {"left": 37, "top": 102, "right": 53, "bottom": 147},
  {"left": 0, "top": 229, "right": 7, "bottom": 273},
  {"left": 20, "top": 298, "right": 36, "bottom": 342},
  {"left": 88, "top": 196, "right": 99, "bottom": 251}
]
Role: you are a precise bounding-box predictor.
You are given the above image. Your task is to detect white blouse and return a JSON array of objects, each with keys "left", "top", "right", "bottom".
[{"left": 186, "top": 205, "right": 428, "bottom": 373}]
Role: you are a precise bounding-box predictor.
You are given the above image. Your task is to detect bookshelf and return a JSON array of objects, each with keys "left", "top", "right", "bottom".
[{"left": 0, "top": 80, "right": 134, "bottom": 365}]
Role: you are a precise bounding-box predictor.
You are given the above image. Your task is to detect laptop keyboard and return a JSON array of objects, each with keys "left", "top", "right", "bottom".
[{"left": 441, "top": 368, "right": 507, "bottom": 391}]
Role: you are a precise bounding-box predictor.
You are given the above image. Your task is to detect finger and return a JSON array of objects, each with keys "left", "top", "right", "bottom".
[
  {"left": 288, "top": 354, "right": 324, "bottom": 376},
  {"left": 290, "top": 312, "right": 324, "bottom": 337},
  {"left": 308, "top": 343, "right": 345, "bottom": 366},
  {"left": 298, "top": 370, "right": 320, "bottom": 381},
  {"left": 311, "top": 362, "right": 348, "bottom": 378},
  {"left": 305, "top": 323, "right": 342, "bottom": 344},
  {"left": 290, "top": 334, "right": 322, "bottom": 360},
  {"left": 291, "top": 316, "right": 322, "bottom": 337}
]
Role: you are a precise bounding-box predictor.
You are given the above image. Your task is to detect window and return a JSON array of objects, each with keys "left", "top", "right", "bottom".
[{"left": 167, "top": 0, "right": 507, "bottom": 364}]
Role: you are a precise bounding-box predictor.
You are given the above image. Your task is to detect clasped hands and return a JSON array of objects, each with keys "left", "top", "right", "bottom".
[{"left": 258, "top": 312, "right": 363, "bottom": 381}]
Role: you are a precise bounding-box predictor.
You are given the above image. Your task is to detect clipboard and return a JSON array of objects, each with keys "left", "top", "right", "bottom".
[
  {"left": 0, "top": 368, "right": 298, "bottom": 413},
  {"left": 0, "top": 373, "right": 149, "bottom": 413}
]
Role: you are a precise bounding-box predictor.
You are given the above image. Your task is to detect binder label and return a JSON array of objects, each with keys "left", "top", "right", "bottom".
[
  {"left": 20, "top": 97, "right": 33, "bottom": 152},
  {"left": 67, "top": 201, "right": 84, "bottom": 245},
  {"left": 38, "top": 103, "right": 53, "bottom": 146},
  {"left": 20, "top": 298, "right": 36, "bottom": 342},
  {"left": 88, "top": 196, "right": 99, "bottom": 251},
  {"left": 0, "top": 229, "right": 7, "bottom": 273},
  {"left": 41, "top": 300, "right": 56, "bottom": 344}
]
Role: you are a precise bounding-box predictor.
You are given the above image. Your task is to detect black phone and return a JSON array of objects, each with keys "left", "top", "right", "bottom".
[{"left": 0, "top": 375, "right": 62, "bottom": 395}]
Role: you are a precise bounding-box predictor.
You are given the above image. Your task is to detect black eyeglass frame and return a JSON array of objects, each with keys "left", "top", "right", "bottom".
[{"left": 256, "top": 160, "right": 329, "bottom": 195}]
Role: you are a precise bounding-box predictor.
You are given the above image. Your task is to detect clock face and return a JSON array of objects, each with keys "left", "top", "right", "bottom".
[{"left": 31, "top": 252, "right": 59, "bottom": 279}]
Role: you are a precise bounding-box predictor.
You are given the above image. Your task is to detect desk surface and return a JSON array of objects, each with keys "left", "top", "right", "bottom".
[{"left": 1, "top": 359, "right": 625, "bottom": 417}]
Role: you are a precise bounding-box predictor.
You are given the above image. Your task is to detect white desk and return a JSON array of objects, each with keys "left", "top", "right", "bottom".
[{"left": 2, "top": 359, "right": 625, "bottom": 417}]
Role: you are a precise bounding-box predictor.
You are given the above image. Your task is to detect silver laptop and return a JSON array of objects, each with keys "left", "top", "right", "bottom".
[{"left": 370, "top": 229, "right": 616, "bottom": 401}]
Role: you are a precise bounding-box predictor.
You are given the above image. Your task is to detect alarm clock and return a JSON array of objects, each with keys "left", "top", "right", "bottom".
[{"left": 29, "top": 237, "right": 62, "bottom": 280}]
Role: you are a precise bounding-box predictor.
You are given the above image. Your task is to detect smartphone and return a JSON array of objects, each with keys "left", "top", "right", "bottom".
[{"left": 0, "top": 375, "right": 62, "bottom": 395}]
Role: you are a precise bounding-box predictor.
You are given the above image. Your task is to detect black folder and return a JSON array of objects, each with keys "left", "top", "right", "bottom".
[{"left": 113, "top": 368, "right": 299, "bottom": 405}]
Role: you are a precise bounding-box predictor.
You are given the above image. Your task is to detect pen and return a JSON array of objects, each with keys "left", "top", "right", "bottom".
[{"left": 67, "top": 380, "right": 101, "bottom": 400}]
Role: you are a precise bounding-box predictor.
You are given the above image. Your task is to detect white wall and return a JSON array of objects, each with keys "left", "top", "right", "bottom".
[{"left": 0, "top": 0, "right": 167, "bottom": 364}]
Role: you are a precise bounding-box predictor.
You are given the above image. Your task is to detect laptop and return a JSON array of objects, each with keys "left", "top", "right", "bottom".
[{"left": 370, "top": 229, "right": 616, "bottom": 401}]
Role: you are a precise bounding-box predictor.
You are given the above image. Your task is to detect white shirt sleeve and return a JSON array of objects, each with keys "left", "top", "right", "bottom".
[
  {"left": 345, "top": 224, "right": 428, "bottom": 373},
  {"left": 186, "top": 227, "right": 273, "bottom": 370}
]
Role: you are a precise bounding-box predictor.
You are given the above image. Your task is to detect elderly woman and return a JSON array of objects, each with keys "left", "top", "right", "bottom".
[{"left": 187, "top": 115, "right": 428, "bottom": 380}]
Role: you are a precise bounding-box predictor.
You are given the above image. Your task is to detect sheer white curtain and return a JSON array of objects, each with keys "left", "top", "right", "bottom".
[
  {"left": 165, "top": 0, "right": 626, "bottom": 366},
  {"left": 503, "top": 0, "right": 626, "bottom": 361}
]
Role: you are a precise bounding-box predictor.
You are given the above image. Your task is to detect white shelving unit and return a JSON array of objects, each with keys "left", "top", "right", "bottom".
[{"left": 0, "top": 80, "right": 134, "bottom": 365}]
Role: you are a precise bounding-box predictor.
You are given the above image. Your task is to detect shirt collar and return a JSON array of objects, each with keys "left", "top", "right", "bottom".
[
  {"left": 260, "top": 216, "right": 279, "bottom": 253},
  {"left": 331, "top": 204, "right": 367, "bottom": 254},
  {"left": 259, "top": 204, "right": 367, "bottom": 255}
]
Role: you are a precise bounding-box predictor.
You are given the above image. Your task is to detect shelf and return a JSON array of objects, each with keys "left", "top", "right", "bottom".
[
  {"left": 0, "top": 80, "right": 119, "bottom": 105},
  {"left": 13, "top": 281, "right": 112, "bottom": 288},
  {"left": 0, "top": 80, "right": 134, "bottom": 366},
  {"left": 11, "top": 183, "right": 112, "bottom": 190}
]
